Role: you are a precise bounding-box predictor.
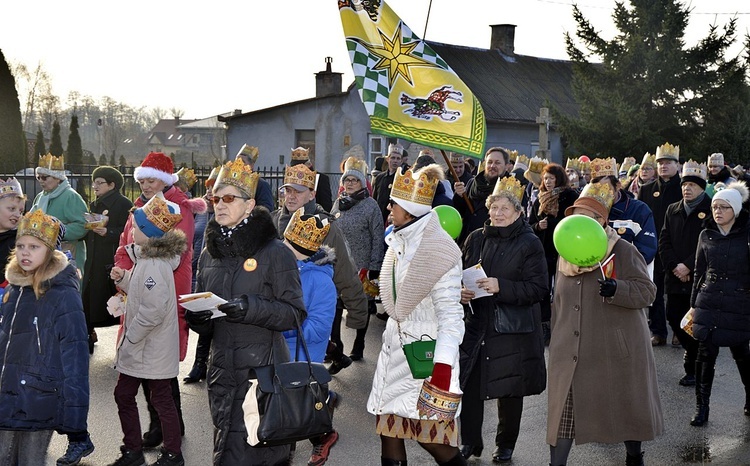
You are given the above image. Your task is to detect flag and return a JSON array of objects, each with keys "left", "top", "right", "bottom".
[{"left": 339, "top": 0, "right": 486, "bottom": 158}]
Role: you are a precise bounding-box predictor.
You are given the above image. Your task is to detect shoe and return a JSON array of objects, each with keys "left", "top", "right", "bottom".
[
  {"left": 626, "top": 451, "right": 645, "bottom": 466},
  {"left": 309, "top": 430, "right": 339, "bottom": 466},
  {"left": 492, "top": 447, "right": 513, "bottom": 463},
  {"left": 350, "top": 338, "right": 365, "bottom": 361},
  {"left": 651, "top": 335, "right": 666, "bottom": 346},
  {"left": 153, "top": 448, "right": 185, "bottom": 466},
  {"left": 183, "top": 361, "right": 207, "bottom": 384},
  {"left": 678, "top": 374, "right": 696, "bottom": 386},
  {"left": 672, "top": 334, "right": 681, "bottom": 347},
  {"left": 350, "top": 351, "right": 363, "bottom": 361},
  {"left": 107, "top": 446, "right": 146, "bottom": 466},
  {"left": 57, "top": 435, "right": 95, "bottom": 465},
  {"left": 328, "top": 354, "right": 352, "bottom": 375},
  {"left": 141, "top": 426, "right": 163, "bottom": 449},
  {"left": 88, "top": 331, "right": 97, "bottom": 355},
  {"left": 459, "top": 445, "right": 482, "bottom": 459},
  {"left": 375, "top": 312, "right": 388, "bottom": 321},
  {"left": 327, "top": 390, "right": 341, "bottom": 410}
]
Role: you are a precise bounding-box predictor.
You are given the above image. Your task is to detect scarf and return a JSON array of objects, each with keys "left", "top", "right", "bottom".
[
  {"left": 337, "top": 187, "right": 369, "bottom": 211},
  {"left": 538, "top": 186, "right": 565, "bottom": 216},
  {"left": 467, "top": 171, "right": 496, "bottom": 201},
  {"left": 684, "top": 192, "right": 706, "bottom": 216},
  {"left": 558, "top": 226, "right": 621, "bottom": 277},
  {"left": 35, "top": 179, "right": 71, "bottom": 213},
  {"left": 219, "top": 216, "right": 250, "bottom": 238}
]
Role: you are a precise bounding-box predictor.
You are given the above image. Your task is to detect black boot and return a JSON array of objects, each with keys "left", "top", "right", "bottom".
[
  {"left": 381, "top": 458, "right": 407, "bottom": 465},
  {"left": 734, "top": 357, "right": 750, "bottom": 416},
  {"left": 625, "top": 451, "right": 644, "bottom": 466},
  {"left": 679, "top": 350, "right": 696, "bottom": 386},
  {"left": 690, "top": 361, "right": 714, "bottom": 426},
  {"left": 183, "top": 359, "right": 207, "bottom": 384},
  {"left": 438, "top": 451, "right": 467, "bottom": 466}
]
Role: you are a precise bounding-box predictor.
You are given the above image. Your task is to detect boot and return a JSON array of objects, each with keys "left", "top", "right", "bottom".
[
  {"left": 183, "top": 359, "right": 207, "bottom": 384},
  {"left": 625, "top": 451, "right": 644, "bottom": 466},
  {"left": 437, "top": 451, "right": 467, "bottom": 466},
  {"left": 679, "top": 351, "right": 696, "bottom": 386},
  {"left": 734, "top": 357, "right": 750, "bottom": 416},
  {"left": 381, "top": 458, "right": 407, "bottom": 466},
  {"left": 690, "top": 361, "right": 714, "bottom": 426}
]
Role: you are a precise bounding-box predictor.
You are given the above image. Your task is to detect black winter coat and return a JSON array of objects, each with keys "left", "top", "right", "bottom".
[
  {"left": 0, "top": 228, "right": 16, "bottom": 284},
  {"left": 372, "top": 170, "right": 396, "bottom": 226},
  {"left": 459, "top": 216, "right": 548, "bottom": 399},
  {"left": 637, "top": 175, "right": 682, "bottom": 239},
  {"left": 659, "top": 194, "right": 711, "bottom": 294},
  {"left": 691, "top": 211, "right": 750, "bottom": 347},
  {"left": 194, "top": 207, "right": 306, "bottom": 466}
]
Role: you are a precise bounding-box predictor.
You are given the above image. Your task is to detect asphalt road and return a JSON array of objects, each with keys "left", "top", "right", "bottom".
[{"left": 45, "top": 311, "right": 750, "bottom": 465}]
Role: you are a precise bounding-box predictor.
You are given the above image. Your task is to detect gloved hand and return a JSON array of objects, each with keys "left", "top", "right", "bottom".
[
  {"left": 430, "top": 363, "right": 451, "bottom": 391},
  {"left": 368, "top": 269, "right": 380, "bottom": 280},
  {"left": 185, "top": 310, "right": 213, "bottom": 327},
  {"left": 218, "top": 295, "right": 249, "bottom": 323},
  {"left": 597, "top": 278, "right": 617, "bottom": 298},
  {"left": 358, "top": 268, "right": 369, "bottom": 282}
]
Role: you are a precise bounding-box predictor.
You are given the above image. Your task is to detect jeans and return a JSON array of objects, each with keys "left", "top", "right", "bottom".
[{"left": 0, "top": 429, "right": 53, "bottom": 466}]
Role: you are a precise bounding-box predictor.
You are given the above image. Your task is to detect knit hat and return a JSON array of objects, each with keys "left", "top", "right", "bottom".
[
  {"left": 91, "top": 166, "right": 124, "bottom": 190},
  {"left": 341, "top": 157, "right": 368, "bottom": 186},
  {"left": 17, "top": 209, "right": 65, "bottom": 250},
  {"left": 0, "top": 177, "right": 24, "bottom": 200},
  {"left": 712, "top": 181, "right": 749, "bottom": 217},
  {"left": 627, "top": 164, "right": 641, "bottom": 178},
  {"left": 565, "top": 182, "right": 615, "bottom": 220},
  {"left": 680, "top": 160, "right": 708, "bottom": 190},
  {"left": 132, "top": 192, "right": 182, "bottom": 238},
  {"left": 134, "top": 152, "right": 178, "bottom": 186},
  {"left": 36, "top": 153, "right": 67, "bottom": 181},
  {"left": 708, "top": 153, "right": 725, "bottom": 168},
  {"left": 414, "top": 154, "right": 437, "bottom": 171}
]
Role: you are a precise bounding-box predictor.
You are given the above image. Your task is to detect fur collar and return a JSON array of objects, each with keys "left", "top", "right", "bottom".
[
  {"left": 138, "top": 229, "right": 187, "bottom": 259},
  {"left": 305, "top": 245, "right": 336, "bottom": 266},
  {"left": 5, "top": 249, "right": 70, "bottom": 287},
  {"left": 205, "top": 206, "right": 278, "bottom": 259}
]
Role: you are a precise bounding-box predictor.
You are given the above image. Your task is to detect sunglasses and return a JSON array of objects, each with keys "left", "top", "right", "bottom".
[
  {"left": 210, "top": 194, "right": 250, "bottom": 204},
  {"left": 36, "top": 175, "right": 49, "bottom": 181}
]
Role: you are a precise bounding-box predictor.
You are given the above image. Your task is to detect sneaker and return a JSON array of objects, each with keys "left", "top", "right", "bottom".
[
  {"left": 153, "top": 448, "right": 185, "bottom": 466},
  {"left": 57, "top": 435, "right": 95, "bottom": 466},
  {"left": 308, "top": 430, "right": 339, "bottom": 466},
  {"left": 107, "top": 446, "right": 146, "bottom": 466},
  {"left": 327, "top": 354, "right": 352, "bottom": 375}
]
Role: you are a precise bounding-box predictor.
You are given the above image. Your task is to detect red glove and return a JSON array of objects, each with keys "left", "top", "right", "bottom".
[
  {"left": 430, "top": 363, "right": 451, "bottom": 391},
  {"left": 358, "top": 268, "right": 369, "bottom": 282}
]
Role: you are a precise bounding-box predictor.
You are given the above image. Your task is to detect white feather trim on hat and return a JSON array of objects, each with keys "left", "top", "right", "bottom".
[
  {"left": 133, "top": 166, "right": 179, "bottom": 186},
  {"left": 35, "top": 166, "right": 67, "bottom": 181},
  {"left": 713, "top": 181, "right": 749, "bottom": 217}
]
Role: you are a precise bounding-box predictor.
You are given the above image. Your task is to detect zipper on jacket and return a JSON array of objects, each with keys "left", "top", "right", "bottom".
[
  {"left": 33, "top": 316, "right": 41, "bottom": 354},
  {"left": 0, "top": 288, "right": 24, "bottom": 387}
]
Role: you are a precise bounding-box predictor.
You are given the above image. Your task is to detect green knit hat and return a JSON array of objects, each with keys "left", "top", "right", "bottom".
[{"left": 92, "top": 165, "right": 124, "bottom": 190}]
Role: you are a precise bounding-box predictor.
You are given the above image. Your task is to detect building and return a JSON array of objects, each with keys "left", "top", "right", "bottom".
[{"left": 146, "top": 116, "right": 227, "bottom": 167}]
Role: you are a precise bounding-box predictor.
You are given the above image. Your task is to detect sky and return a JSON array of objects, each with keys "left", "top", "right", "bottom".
[{"left": 2, "top": 0, "right": 748, "bottom": 120}]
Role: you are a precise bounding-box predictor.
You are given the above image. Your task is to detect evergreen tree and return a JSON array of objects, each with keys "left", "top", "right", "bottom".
[
  {"left": 0, "top": 49, "right": 27, "bottom": 172},
  {"left": 109, "top": 153, "right": 116, "bottom": 166},
  {"left": 119, "top": 155, "right": 127, "bottom": 167},
  {"left": 49, "top": 119, "right": 64, "bottom": 156},
  {"left": 556, "top": 0, "right": 750, "bottom": 160},
  {"left": 66, "top": 115, "right": 83, "bottom": 170},
  {"left": 34, "top": 127, "right": 46, "bottom": 159},
  {"left": 99, "top": 154, "right": 108, "bottom": 165},
  {"left": 87, "top": 153, "right": 97, "bottom": 165}
]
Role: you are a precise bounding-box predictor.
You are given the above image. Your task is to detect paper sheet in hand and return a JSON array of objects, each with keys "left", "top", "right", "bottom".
[
  {"left": 178, "top": 292, "right": 227, "bottom": 318},
  {"left": 462, "top": 264, "right": 492, "bottom": 298}
]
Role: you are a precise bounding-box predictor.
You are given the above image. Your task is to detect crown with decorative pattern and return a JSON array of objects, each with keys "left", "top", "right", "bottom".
[
  {"left": 291, "top": 147, "right": 310, "bottom": 162},
  {"left": 512, "top": 154, "right": 529, "bottom": 171},
  {"left": 492, "top": 175, "right": 525, "bottom": 202},
  {"left": 175, "top": 167, "right": 197, "bottom": 190},
  {"left": 682, "top": 160, "right": 707, "bottom": 180},
  {"left": 590, "top": 157, "right": 618, "bottom": 179},
  {"left": 655, "top": 142, "right": 679, "bottom": 162},
  {"left": 581, "top": 181, "right": 616, "bottom": 211},
  {"left": 236, "top": 144, "right": 259, "bottom": 165},
  {"left": 0, "top": 177, "right": 24, "bottom": 200},
  {"left": 134, "top": 192, "right": 182, "bottom": 238},
  {"left": 342, "top": 157, "right": 368, "bottom": 176},
  {"left": 390, "top": 166, "right": 439, "bottom": 212},
  {"left": 619, "top": 157, "right": 636, "bottom": 175},
  {"left": 215, "top": 159, "right": 260, "bottom": 198},
  {"left": 641, "top": 152, "right": 656, "bottom": 169},
  {"left": 566, "top": 158, "right": 582, "bottom": 172},
  {"left": 707, "top": 153, "right": 725, "bottom": 167},
  {"left": 282, "top": 163, "right": 316, "bottom": 191},
  {"left": 36, "top": 153, "right": 67, "bottom": 180},
  {"left": 17, "top": 209, "right": 63, "bottom": 250},
  {"left": 284, "top": 208, "right": 331, "bottom": 256}
]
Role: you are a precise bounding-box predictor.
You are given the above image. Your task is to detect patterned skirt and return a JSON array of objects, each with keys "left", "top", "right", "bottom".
[
  {"left": 375, "top": 414, "right": 459, "bottom": 446},
  {"left": 557, "top": 388, "right": 576, "bottom": 439}
]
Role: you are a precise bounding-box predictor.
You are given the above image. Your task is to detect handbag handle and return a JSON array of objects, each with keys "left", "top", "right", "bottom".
[{"left": 272, "top": 313, "right": 317, "bottom": 376}]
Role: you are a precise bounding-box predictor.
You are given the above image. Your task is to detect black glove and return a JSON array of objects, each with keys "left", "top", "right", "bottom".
[
  {"left": 368, "top": 269, "right": 380, "bottom": 280},
  {"left": 218, "top": 295, "right": 249, "bottom": 323},
  {"left": 597, "top": 278, "right": 617, "bottom": 298},
  {"left": 185, "top": 310, "right": 213, "bottom": 327}
]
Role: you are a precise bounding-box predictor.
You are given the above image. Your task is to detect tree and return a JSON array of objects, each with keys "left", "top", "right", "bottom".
[
  {"left": 556, "top": 0, "right": 750, "bottom": 160},
  {"left": 0, "top": 49, "right": 27, "bottom": 173},
  {"left": 67, "top": 114, "right": 83, "bottom": 170},
  {"left": 49, "top": 119, "right": 64, "bottom": 156},
  {"left": 33, "top": 126, "right": 46, "bottom": 159},
  {"left": 109, "top": 153, "right": 116, "bottom": 165},
  {"left": 98, "top": 154, "right": 107, "bottom": 165},
  {"left": 119, "top": 155, "right": 127, "bottom": 167}
]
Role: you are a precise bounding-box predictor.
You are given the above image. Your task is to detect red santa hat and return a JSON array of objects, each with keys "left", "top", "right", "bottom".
[{"left": 134, "top": 152, "right": 179, "bottom": 186}]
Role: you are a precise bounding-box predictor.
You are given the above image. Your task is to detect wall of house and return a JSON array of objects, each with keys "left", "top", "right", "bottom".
[{"left": 485, "top": 121, "right": 564, "bottom": 164}]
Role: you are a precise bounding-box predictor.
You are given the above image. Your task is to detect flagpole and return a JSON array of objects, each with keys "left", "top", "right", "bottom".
[
  {"left": 440, "top": 149, "right": 474, "bottom": 214},
  {"left": 423, "top": 0, "right": 434, "bottom": 39}
]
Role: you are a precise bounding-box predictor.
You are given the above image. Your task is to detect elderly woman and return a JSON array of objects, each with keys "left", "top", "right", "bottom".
[
  {"left": 0, "top": 178, "right": 25, "bottom": 287},
  {"left": 459, "top": 176, "right": 548, "bottom": 463},
  {"left": 547, "top": 182, "right": 662, "bottom": 466},
  {"left": 185, "top": 159, "right": 305, "bottom": 465},
  {"left": 81, "top": 166, "right": 133, "bottom": 354},
  {"left": 689, "top": 182, "right": 750, "bottom": 427},
  {"left": 330, "top": 157, "right": 384, "bottom": 360},
  {"left": 368, "top": 164, "right": 466, "bottom": 466}
]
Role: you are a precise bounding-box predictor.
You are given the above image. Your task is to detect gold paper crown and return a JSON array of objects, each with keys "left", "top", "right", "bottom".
[
  {"left": 566, "top": 158, "right": 582, "bottom": 172},
  {"left": 390, "top": 167, "right": 439, "bottom": 207},
  {"left": 342, "top": 156, "right": 368, "bottom": 175},
  {"left": 17, "top": 209, "right": 61, "bottom": 250},
  {"left": 0, "top": 177, "right": 24, "bottom": 199},
  {"left": 579, "top": 159, "right": 591, "bottom": 171},
  {"left": 284, "top": 208, "right": 331, "bottom": 254},
  {"left": 492, "top": 175, "right": 525, "bottom": 202},
  {"left": 513, "top": 154, "right": 530, "bottom": 169},
  {"left": 508, "top": 150, "right": 519, "bottom": 163},
  {"left": 619, "top": 157, "right": 636, "bottom": 174},
  {"left": 140, "top": 194, "right": 182, "bottom": 234},
  {"left": 284, "top": 164, "right": 316, "bottom": 190},
  {"left": 291, "top": 147, "right": 310, "bottom": 162},
  {"left": 39, "top": 153, "right": 64, "bottom": 171},
  {"left": 580, "top": 182, "right": 616, "bottom": 211},
  {"left": 590, "top": 157, "right": 618, "bottom": 178},
  {"left": 641, "top": 152, "right": 656, "bottom": 168},
  {"left": 175, "top": 167, "right": 197, "bottom": 190},
  {"left": 205, "top": 166, "right": 221, "bottom": 188},
  {"left": 681, "top": 159, "right": 707, "bottom": 180},
  {"left": 215, "top": 159, "right": 260, "bottom": 197},
  {"left": 236, "top": 144, "right": 259, "bottom": 165},
  {"left": 527, "top": 156, "right": 548, "bottom": 174},
  {"left": 656, "top": 142, "right": 679, "bottom": 161},
  {"left": 448, "top": 152, "right": 464, "bottom": 163}
]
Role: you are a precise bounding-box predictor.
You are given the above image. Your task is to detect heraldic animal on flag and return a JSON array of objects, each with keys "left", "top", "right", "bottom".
[{"left": 339, "top": 0, "right": 486, "bottom": 159}]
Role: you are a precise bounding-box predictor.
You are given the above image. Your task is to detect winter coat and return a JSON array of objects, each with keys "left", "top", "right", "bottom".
[
  {"left": 315, "top": 172, "right": 334, "bottom": 213},
  {"left": 114, "top": 230, "right": 186, "bottom": 379},
  {"left": 659, "top": 194, "right": 712, "bottom": 294},
  {"left": 330, "top": 195, "right": 384, "bottom": 271},
  {"left": 372, "top": 170, "right": 397, "bottom": 226},
  {"left": 459, "top": 216, "right": 548, "bottom": 399},
  {"left": 638, "top": 175, "right": 682, "bottom": 240},
  {"left": 529, "top": 188, "right": 579, "bottom": 265},
  {"left": 548, "top": 238, "right": 662, "bottom": 445},
  {"left": 0, "top": 229, "right": 16, "bottom": 284},
  {"left": 82, "top": 189, "right": 133, "bottom": 327},
  {"left": 32, "top": 185, "right": 89, "bottom": 275},
  {"left": 193, "top": 207, "right": 306, "bottom": 466},
  {"left": 284, "top": 246, "right": 336, "bottom": 363},
  {"left": 116, "top": 186, "right": 206, "bottom": 361},
  {"left": 690, "top": 211, "right": 750, "bottom": 347},
  {"left": 272, "top": 200, "right": 368, "bottom": 330},
  {"left": 368, "top": 212, "right": 465, "bottom": 419},
  {"left": 254, "top": 177, "right": 275, "bottom": 212},
  {"left": 609, "top": 189, "right": 658, "bottom": 264},
  {"left": 0, "top": 251, "right": 89, "bottom": 433}
]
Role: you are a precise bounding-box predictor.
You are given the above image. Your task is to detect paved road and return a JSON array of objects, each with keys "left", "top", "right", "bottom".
[{"left": 46, "top": 312, "right": 750, "bottom": 465}]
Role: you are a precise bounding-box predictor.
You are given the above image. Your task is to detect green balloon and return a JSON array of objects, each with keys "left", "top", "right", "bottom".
[
  {"left": 433, "top": 205, "right": 462, "bottom": 239},
  {"left": 553, "top": 214, "right": 608, "bottom": 267}
]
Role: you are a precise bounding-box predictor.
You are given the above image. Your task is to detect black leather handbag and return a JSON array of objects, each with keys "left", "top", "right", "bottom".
[{"left": 493, "top": 302, "right": 535, "bottom": 334}]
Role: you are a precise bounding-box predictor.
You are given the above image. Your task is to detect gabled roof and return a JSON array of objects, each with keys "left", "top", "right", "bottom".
[
  {"left": 178, "top": 115, "right": 226, "bottom": 130},
  {"left": 148, "top": 118, "right": 198, "bottom": 147},
  {"left": 429, "top": 41, "right": 578, "bottom": 124}
]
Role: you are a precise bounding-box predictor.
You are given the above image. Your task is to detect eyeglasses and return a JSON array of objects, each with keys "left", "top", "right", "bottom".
[
  {"left": 712, "top": 204, "right": 732, "bottom": 212},
  {"left": 342, "top": 178, "right": 360, "bottom": 184},
  {"left": 92, "top": 181, "right": 108, "bottom": 187},
  {"left": 210, "top": 194, "right": 250, "bottom": 204},
  {"left": 36, "top": 175, "right": 49, "bottom": 181}
]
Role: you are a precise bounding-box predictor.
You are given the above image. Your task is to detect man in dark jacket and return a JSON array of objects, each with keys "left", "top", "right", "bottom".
[
  {"left": 235, "top": 144, "right": 275, "bottom": 211},
  {"left": 372, "top": 143, "right": 404, "bottom": 226},
  {"left": 290, "top": 146, "right": 333, "bottom": 213},
  {"left": 638, "top": 143, "right": 683, "bottom": 346},
  {"left": 445, "top": 153, "right": 472, "bottom": 187},
  {"left": 660, "top": 161, "right": 711, "bottom": 386}
]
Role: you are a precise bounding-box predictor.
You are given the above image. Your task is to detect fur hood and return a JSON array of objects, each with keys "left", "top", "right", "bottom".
[
  {"left": 5, "top": 249, "right": 74, "bottom": 288},
  {"left": 138, "top": 229, "right": 188, "bottom": 259},
  {"left": 185, "top": 196, "right": 208, "bottom": 215},
  {"left": 205, "top": 206, "right": 278, "bottom": 259},
  {"left": 305, "top": 244, "right": 336, "bottom": 266}
]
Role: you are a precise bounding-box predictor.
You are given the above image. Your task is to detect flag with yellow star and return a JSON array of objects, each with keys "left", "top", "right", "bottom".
[{"left": 339, "top": 0, "right": 486, "bottom": 158}]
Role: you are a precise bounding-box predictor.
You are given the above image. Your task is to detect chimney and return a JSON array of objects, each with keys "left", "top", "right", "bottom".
[
  {"left": 490, "top": 24, "right": 516, "bottom": 55},
  {"left": 315, "top": 57, "right": 343, "bottom": 97},
  {"left": 233, "top": 109, "right": 242, "bottom": 116}
]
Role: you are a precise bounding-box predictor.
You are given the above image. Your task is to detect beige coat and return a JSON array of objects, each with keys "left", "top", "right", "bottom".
[{"left": 547, "top": 238, "right": 663, "bottom": 445}]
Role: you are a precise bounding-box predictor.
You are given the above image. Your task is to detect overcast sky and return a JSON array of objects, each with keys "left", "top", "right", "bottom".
[{"left": 2, "top": 0, "right": 748, "bottom": 119}]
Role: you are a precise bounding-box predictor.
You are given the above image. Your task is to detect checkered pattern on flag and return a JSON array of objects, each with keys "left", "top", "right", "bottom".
[{"left": 339, "top": 0, "right": 486, "bottom": 158}]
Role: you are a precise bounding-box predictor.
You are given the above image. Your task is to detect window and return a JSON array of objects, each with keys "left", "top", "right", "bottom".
[
  {"left": 368, "top": 134, "right": 386, "bottom": 167},
  {"left": 295, "top": 130, "right": 316, "bottom": 161}
]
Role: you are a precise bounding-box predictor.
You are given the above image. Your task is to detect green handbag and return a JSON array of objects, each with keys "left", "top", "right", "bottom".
[{"left": 402, "top": 335, "right": 436, "bottom": 379}]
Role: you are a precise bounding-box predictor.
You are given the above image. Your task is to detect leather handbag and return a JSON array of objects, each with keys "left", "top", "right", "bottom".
[
  {"left": 493, "top": 302, "right": 535, "bottom": 334},
  {"left": 243, "top": 318, "right": 333, "bottom": 447}
]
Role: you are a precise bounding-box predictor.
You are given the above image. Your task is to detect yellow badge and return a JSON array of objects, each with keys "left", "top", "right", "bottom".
[
  {"left": 244, "top": 258, "right": 257, "bottom": 272},
  {"left": 335, "top": 212, "right": 341, "bottom": 219},
  {"left": 698, "top": 212, "right": 706, "bottom": 219},
  {"left": 653, "top": 191, "right": 660, "bottom": 198},
  {"left": 2, "top": 291, "right": 8, "bottom": 304},
  {"left": 618, "top": 227, "right": 626, "bottom": 235}
]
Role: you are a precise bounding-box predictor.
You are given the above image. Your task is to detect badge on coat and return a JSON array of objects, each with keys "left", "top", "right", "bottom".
[
  {"left": 244, "top": 258, "right": 258, "bottom": 272},
  {"left": 653, "top": 191, "right": 660, "bottom": 197},
  {"left": 144, "top": 276, "right": 156, "bottom": 290},
  {"left": 698, "top": 212, "right": 706, "bottom": 219},
  {"left": 618, "top": 227, "right": 626, "bottom": 235}
]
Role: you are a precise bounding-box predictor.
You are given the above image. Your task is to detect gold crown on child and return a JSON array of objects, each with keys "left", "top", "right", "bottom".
[
  {"left": 284, "top": 208, "right": 330, "bottom": 252},
  {"left": 18, "top": 209, "right": 61, "bottom": 250}
]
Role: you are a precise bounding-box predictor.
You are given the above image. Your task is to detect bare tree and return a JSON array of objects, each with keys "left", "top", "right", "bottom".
[{"left": 169, "top": 107, "right": 185, "bottom": 119}]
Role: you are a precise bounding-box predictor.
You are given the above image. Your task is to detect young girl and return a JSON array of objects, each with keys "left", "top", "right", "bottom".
[{"left": 0, "top": 210, "right": 92, "bottom": 465}]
